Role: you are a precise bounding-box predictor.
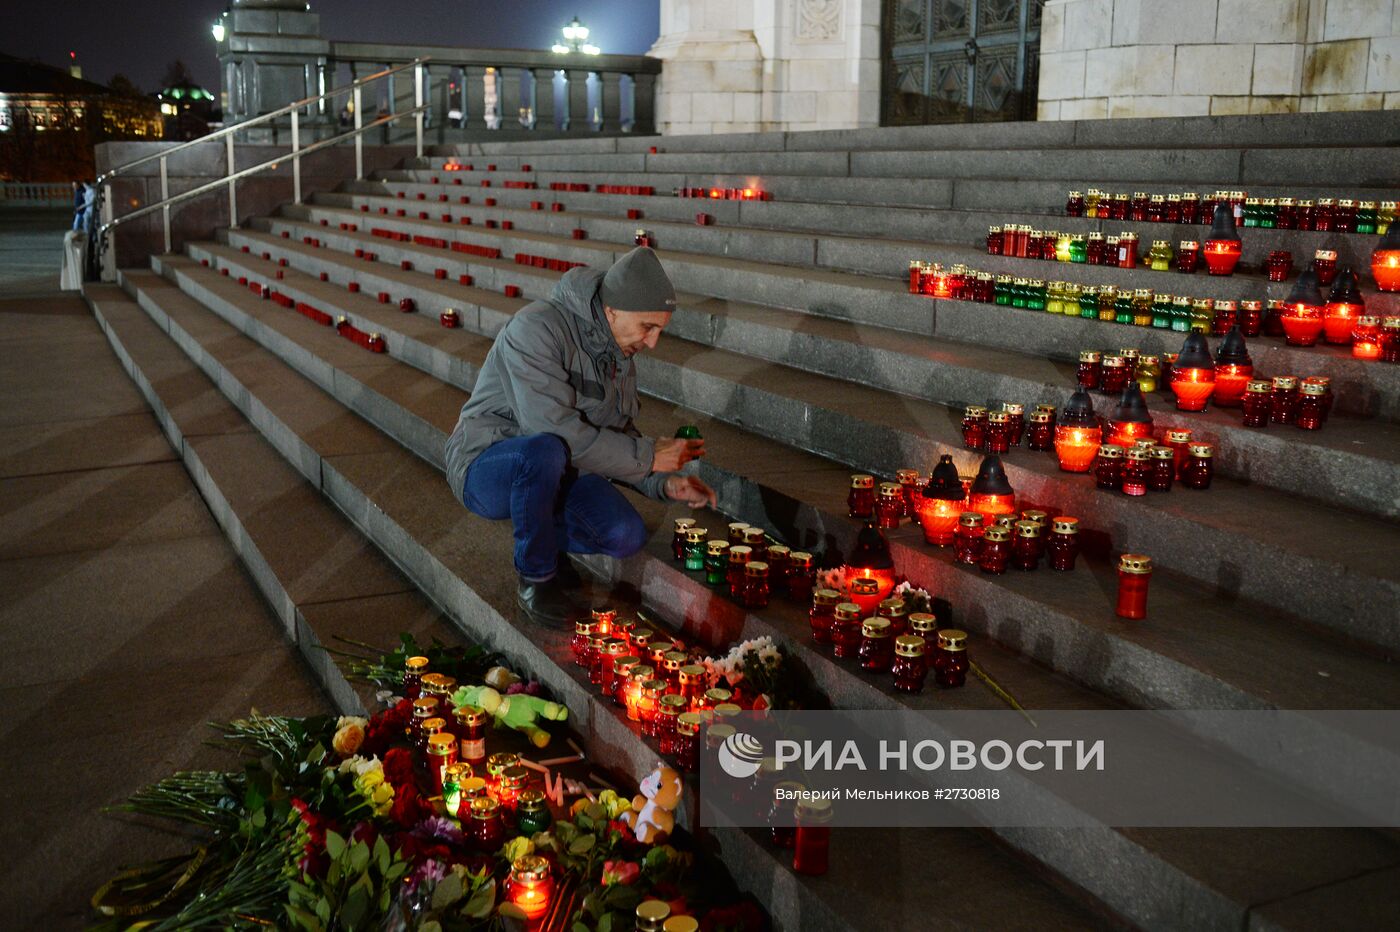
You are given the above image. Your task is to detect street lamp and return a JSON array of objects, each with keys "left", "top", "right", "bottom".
[
  {"left": 212, "top": 21, "right": 226, "bottom": 42},
  {"left": 552, "top": 16, "right": 600, "bottom": 55}
]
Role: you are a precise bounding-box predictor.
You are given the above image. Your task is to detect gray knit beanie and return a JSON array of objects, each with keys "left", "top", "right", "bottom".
[{"left": 600, "top": 247, "right": 677, "bottom": 312}]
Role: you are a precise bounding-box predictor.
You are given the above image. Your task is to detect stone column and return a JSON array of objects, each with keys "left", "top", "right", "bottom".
[
  {"left": 631, "top": 72, "right": 657, "bottom": 133},
  {"left": 531, "top": 68, "right": 558, "bottom": 131},
  {"left": 463, "top": 65, "right": 489, "bottom": 130},
  {"left": 565, "top": 68, "right": 591, "bottom": 131},
  {"left": 599, "top": 72, "right": 624, "bottom": 132}
]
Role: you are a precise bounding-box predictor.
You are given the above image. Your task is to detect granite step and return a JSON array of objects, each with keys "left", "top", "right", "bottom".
[
  {"left": 434, "top": 111, "right": 1400, "bottom": 155},
  {"left": 160, "top": 244, "right": 1400, "bottom": 709},
  {"left": 365, "top": 173, "right": 1390, "bottom": 271},
  {"left": 134, "top": 252, "right": 1400, "bottom": 932},
  {"left": 405, "top": 143, "right": 1395, "bottom": 189},
  {"left": 273, "top": 201, "right": 1400, "bottom": 409},
  {"left": 82, "top": 283, "right": 458, "bottom": 717},
  {"left": 230, "top": 218, "right": 1400, "bottom": 532},
  {"left": 331, "top": 185, "right": 1394, "bottom": 301},
  {"left": 115, "top": 264, "right": 1119, "bottom": 932}
]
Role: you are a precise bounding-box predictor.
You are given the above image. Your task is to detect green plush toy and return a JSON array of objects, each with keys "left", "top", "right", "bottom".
[{"left": 451, "top": 685, "right": 568, "bottom": 749}]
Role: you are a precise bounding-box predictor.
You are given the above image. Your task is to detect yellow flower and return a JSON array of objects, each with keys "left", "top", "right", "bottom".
[{"left": 332, "top": 722, "right": 366, "bottom": 757}]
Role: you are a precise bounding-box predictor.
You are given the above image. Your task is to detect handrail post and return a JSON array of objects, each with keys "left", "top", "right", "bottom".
[
  {"left": 353, "top": 84, "right": 364, "bottom": 179},
  {"left": 225, "top": 135, "right": 238, "bottom": 229},
  {"left": 291, "top": 109, "right": 302, "bottom": 203},
  {"left": 158, "top": 154, "right": 171, "bottom": 253},
  {"left": 414, "top": 62, "right": 425, "bottom": 157}
]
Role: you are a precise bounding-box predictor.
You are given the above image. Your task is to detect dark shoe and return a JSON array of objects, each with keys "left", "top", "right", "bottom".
[
  {"left": 555, "top": 554, "right": 586, "bottom": 589},
  {"left": 516, "top": 575, "right": 578, "bottom": 628}
]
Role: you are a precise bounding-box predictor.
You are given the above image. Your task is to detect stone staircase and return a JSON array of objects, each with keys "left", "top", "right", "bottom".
[{"left": 85, "top": 110, "right": 1400, "bottom": 931}]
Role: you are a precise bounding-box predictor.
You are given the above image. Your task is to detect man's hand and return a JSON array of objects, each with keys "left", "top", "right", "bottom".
[
  {"left": 664, "top": 475, "right": 717, "bottom": 510},
  {"left": 651, "top": 438, "right": 705, "bottom": 472}
]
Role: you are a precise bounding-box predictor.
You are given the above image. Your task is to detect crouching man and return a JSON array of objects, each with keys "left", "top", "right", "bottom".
[{"left": 444, "top": 247, "right": 716, "bottom": 626}]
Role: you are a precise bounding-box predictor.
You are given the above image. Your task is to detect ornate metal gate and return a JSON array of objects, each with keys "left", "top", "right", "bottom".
[{"left": 882, "top": 0, "right": 1041, "bottom": 125}]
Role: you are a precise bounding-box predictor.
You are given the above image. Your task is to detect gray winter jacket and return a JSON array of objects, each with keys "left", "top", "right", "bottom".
[{"left": 444, "top": 266, "right": 671, "bottom": 502}]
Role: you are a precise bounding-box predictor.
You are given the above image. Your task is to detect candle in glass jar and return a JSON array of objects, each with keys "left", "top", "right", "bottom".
[
  {"left": 915, "top": 454, "right": 965, "bottom": 546},
  {"left": 985, "top": 411, "right": 1012, "bottom": 455},
  {"left": 968, "top": 456, "right": 1016, "bottom": 521},
  {"left": 1203, "top": 205, "right": 1242, "bottom": 275},
  {"left": 1047, "top": 516, "right": 1079, "bottom": 570},
  {"left": 1095, "top": 444, "right": 1124, "bottom": 490},
  {"left": 793, "top": 798, "right": 833, "bottom": 875},
  {"left": 683, "top": 527, "right": 708, "bottom": 571},
  {"left": 1323, "top": 268, "right": 1366, "bottom": 345},
  {"left": 809, "top": 588, "right": 840, "bottom": 644},
  {"left": 847, "top": 475, "right": 875, "bottom": 518},
  {"left": 1077, "top": 351, "right": 1103, "bottom": 390},
  {"left": 846, "top": 577, "right": 882, "bottom": 618},
  {"left": 979, "top": 526, "right": 1012, "bottom": 574},
  {"left": 1121, "top": 448, "right": 1151, "bottom": 496},
  {"left": 933, "top": 629, "right": 969, "bottom": 688},
  {"left": 1115, "top": 555, "right": 1153, "bottom": 619},
  {"left": 1012, "top": 520, "right": 1044, "bottom": 569},
  {"left": 506, "top": 856, "right": 554, "bottom": 919},
  {"left": 1182, "top": 443, "right": 1214, "bottom": 489},
  {"left": 1149, "top": 446, "right": 1175, "bottom": 491},
  {"left": 1295, "top": 381, "right": 1329, "bottom": 429},
  {"left": 1352, "top": 316, "right": 1383, "bottom": 360},
  {"left": 1212, "top": 328, "right": 1253, "bottom": 406},
  {"left": 1372, "top": 227, "right": 1400, "bottom": 291},
  {"left": 892, "top": 635, "right": 928, "bottom": 693},
  {"left": 671, "top": 517, "right": 696, "bottom": 560},
  {"left": 1026, "top": 410, "right": 1054, "bottom": 451},
  {"left": 705, "top": 540, "right": 730, "bottom": 586},
  {"left": 875, "top": 482, "right": 904, "bottom": 529},
  {"left": 1169, "top": 333, "right": 1216, "bottom": 412},
  {"left": 954, "top": 512, "right": 985, "bottom": 565},
  {"left": 1313, "top": 249, "right": 1338, "bottom": 285},
  {"left": 787, "top": 550, "right": 815, "bottom": 601},
  {"left": 962, "top": 405, "right": 989, "bottom": 450},
  {"left": 858, "top": 618, "right": 894, "bottom": 672},
  {"left": 830, "top": 602, "right": 864, "bottom": 659}
]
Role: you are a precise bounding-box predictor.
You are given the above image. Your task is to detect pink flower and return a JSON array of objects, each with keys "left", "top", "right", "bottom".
[{"left": 601, "top": 860, "right": 641, "bottom": 886}]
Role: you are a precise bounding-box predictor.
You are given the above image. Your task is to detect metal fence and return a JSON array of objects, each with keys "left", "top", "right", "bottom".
[{"left": 0, "top": 183, "right": 73, "bottom": 207}]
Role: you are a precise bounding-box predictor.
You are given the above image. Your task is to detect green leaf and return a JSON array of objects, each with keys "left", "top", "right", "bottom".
[
  {"left": 349, "top": 839, "right": 370, "bottom": 875},
  {"left": 285, "top": 904, "right": 323, "bottom": 931},
  {"left": 373, "top": 836, "right": 390, "bottom": 874},
  {"left": 341, "top": 883, "right": 369, "bottom": 930},
  {"left": 386, "top": 861, "right": 409, "bottom": 883},
  {"left": 315, "top": 897, "right": 332, "bottom": 925},
  {"left": 568, "top": 833, "right": 596, "bottom": 855},
  {"left": 324, "top": 829, "right": 347, "bottom": 861},
  {"left": 461, "top": 880, "right": 496, "bottom": 918},
  {"left": 598, "top": 911, "right": 615, "bottom": 932},
  {"left": 432, "top": 871, "right": 464, "bottom": 911},
  {"left": 572, "top": 924, "right": 591, "bottom": 932},
  {"left": 419, "top": 923, "right": 443, "bottom": 932},
  {"left": 499, "top": 903, "right": 528, "bottom": 921}
]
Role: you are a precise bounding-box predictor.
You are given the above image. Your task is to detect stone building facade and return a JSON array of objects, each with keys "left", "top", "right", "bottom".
[{"left": 1037, "top": 0, "right": 1400, "bottom": 119}]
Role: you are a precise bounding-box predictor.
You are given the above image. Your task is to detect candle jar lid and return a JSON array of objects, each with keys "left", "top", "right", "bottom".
[
  {"left": 1014, "top": 520, "right": 1043, "bottom": 538},
  {"left": 630, "top": 665, "right": 655, "bottom": 684},
  {"left": 1068, "top": 189, "right": 1082, "bottom": 197},
  {"left": 1021, "top": 509, "right": 1049, "bottom": 526},
  {"left": 1150, "top": 194, "right": 1165, "bottom": 203},
  {"left": 877, "top": 598, "right": 907, "bottom": 617},
  {"left": 592, "top": 608, "right": 617, "bottom": 626},
  {"left": 500, "top": 765, "right": 529, "bottom": 790},
  {"left": 1051, "top": 516, "right": 1080, "bottom": 534},
  {"left": 1183, "top": 192, "right": 1200, "bottom": 201},
  {"left": 428, "top": 732, "right": 456, "bottom": 754},
  {"left": 574, "top": 619, "right": 597, "bottom": 636},
  {"left": 790, "top": 550, "right": 814, "bottom": 566},
  {"left": 445, "top": 761, "right": 474, "bottom": 782},
  {"left": 835, "top": 602, "right": 863, "bottom": 622},
  {"left": 813, "top": 587, "right": 842, "bottom": 606},
  {"left": 1126, "top": 448, "right": 1151, "bottom": 462},
  {"left": 460, "top": 776, "right": 488, "bottom": 799},
  {"left": 909, "top": 613, "right": 937, "bottom": 635},
  {"left": 729, "top": 545, "right": 753, "bottom": 562},
  {"left": 895, "top": 634, "right": 926, "bottom": 658},
  {"left": 707, "top": 540, "right": 730, "bottom": 556},
  {"left": 679, "top": 663, "right": 707, "bottom": 683},
  {"left": 1097, "top": 444, "right": 1124, "bottom": 458},
  {"left": 1151, "top": 445, "right": 1175, "bottom": 460},
  {"left": 850, "top": 577, "right": 880, "bottom": 595},
  {"left": 455, "top": 704, "right": 487, "bottom": 728},
  {"left": 673, "top": 517, "right": 697, "bottom": 532},
  {"left": 405, "top": 655, "right": 430, "bottom": 673},
  {"left": 604, "top": 639, "right": 629, "bottom": 657},
  {"left": 471, "top": 796, "right": 502, "bottom": 819},
  {"left": 743, "top": 526, "right": 768, "bottom": 544},
  {"left": 1132, "top": 438, "right": 1157, "bottom": 452},
  {"left": 684, "top": 527, "right": 708, "bottom": 544},
  {"left": 705, "top": 687, "right": 733, "bottom": 704},
  {"left": 988, "top": 411, "right": 1010, "bottom": 424},
  {"left": 982, "top": 526, "right": 1011, "bottom": 543},
  {"left": 1139, "top": 355, "right": 1160, "bottom": 367},
  {"left": 1178, "top": 240, "right": 1199, "bottom": 250},
  {"left": 1166, "top": 429, "right": 1192, "bottom": 443},
  {"left": 1078, "top": 350, "right": 1102, "bottom": 363},
  {"left": 878, "top": 482, "right": 902, "bottom": 497},
  {"left": 861, "top": 617, "right": 892, "bottom": 639},
  {"left": 486, "top": 752, "right": 520, "bottom": 776},
  {"left": 421, "top": 672, "right": 448, "bottom": 691},
  {"left": 413, "top": 697, "right": 440, "bottom": 717},
  {"left": 1028, "top": 410, "right": 1052, "bottom": 424},
  {"left": 1102, "top": 355, "right": 1126, "bottom": 368},
  {"left": 896, "top": 468, "right": 920, "bottom": 485},
  {"left": 1355, "top": 315, "right": 1381, "bottom": 328},
  {"left": 1035, "top": 403, "right": 1057, "bottom": 415},
  {"left": 1214, "top": 299, "right": 1237, "bottom": 310},
  {"left": 512, "top": 854, "right": 550, "bottom": 881},
  {"left": 714, "top": 703, "right": 743, "bottom": 719},
  {"left": 1188, "top": 443, "right": 1214, "bottom": 457},
  {"left": 1315, "top": 248, "right": 1338, "bottom": 260},
  {"left": 850, "top": 475, "right": 874, "bottom": 489},
  {"left": 1118, "top": 554, "right": 1153, "bottom": 574},
  {"left": 664, "top": 649, "right": 689, "bottom": 667},
  {"left": 1245, "top": 379, "right": 1272, "bottom": 393},
  {"left": 959, "top": 511, "right": 985, "bottom": 528},
  {"left": 435, "top": 676, "right": 458, "bottom": 694},
  {"left": 964, "top": 404, "right": 989, "bottom": 417},
  {"left": 659, "top": 694, "right": 688, "bottom": 716},
  {"left": 795, "top": 797, "right": 834, "bottom": 823},
  {"left": 745, "top": 561, "right": 770, "bottom": 577},
  {"left": 1272, "top": 376, "right": 1298, "bottom": 389},
  {"left": 937, "top": 629, "right": 968, "bottom": 651},
  {"left": 642, "top": 678, "right": 669, "bottom": 699},
  {"left": 1301, "top": 376, "right": 1331, "bottom": 389},
  {"left": 614, "top": 654, "right": 642, "bottom": 676},
  {"left": 676, "top": 712, "right": 702, "bottom": 736},
  {"left": 992, "top": 514, "right": 1017, "bottom": 531},
  {"left": 988, "top": 224, "right": 1002, "bottom": 233},
  {"left": 1003, "top": 402, "right": 1025, "bottom": 415},
  {"left": 1300, "top": 381, "right": 1328, "bottom": 396},
  {"left": 631, "top": 632, "right": 654, "bottom": 652}
]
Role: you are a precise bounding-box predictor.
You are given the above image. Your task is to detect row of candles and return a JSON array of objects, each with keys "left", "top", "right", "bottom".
[
  {"left": 1064, "top": 189, "right": 1395, "bottom": 235},
  {"left": 907, "top": 258, "right": 1394, "bottom": 359},
  {"left": 847, "top": 458, "right": 1154, "bottom": 618}
]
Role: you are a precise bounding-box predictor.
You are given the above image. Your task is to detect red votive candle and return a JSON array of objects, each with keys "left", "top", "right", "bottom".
[{"left": 1115, "top": 554, "right": 1153, "bottom": 619}]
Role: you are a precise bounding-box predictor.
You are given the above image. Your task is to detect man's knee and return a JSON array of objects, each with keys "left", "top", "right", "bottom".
[
  {"left": 599, "top": 508, "right": 648, "bottom": 558},
  {"left": 517, "top": 434, "right": 568, "bottom": 478}
]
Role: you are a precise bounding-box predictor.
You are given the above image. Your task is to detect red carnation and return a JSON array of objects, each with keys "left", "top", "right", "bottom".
[
  {"left": 390, "top": 791, "right": 431, "bottom": 828},
  {"left": 383, "top": 747, "right": 415, "bottom": 790}
]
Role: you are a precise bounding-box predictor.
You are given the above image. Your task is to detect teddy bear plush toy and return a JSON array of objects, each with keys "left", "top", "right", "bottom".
[
  {"left": 620, "top": 764, "right": 684, "bottom": 844},
  {"left": 451, "top": 684, "right": 567, "bottom": 748}
]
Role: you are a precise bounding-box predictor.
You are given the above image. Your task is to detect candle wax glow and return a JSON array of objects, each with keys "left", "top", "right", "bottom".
[
  {"left": 1171, "top": 369, "right": 1217, "bottom": 411},
  {"left": 1212, "top": 365, "right": 1253, "bottom": 407},
  {"left": 1054, "top": 426, "right": 1101, "bottom": 472}
]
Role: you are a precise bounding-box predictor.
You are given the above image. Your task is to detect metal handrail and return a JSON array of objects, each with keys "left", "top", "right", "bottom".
[
  {"left": 95, "top": 58, "right": 429, "bottom": 185},
  {"left": 93, "top": 57, "right": 431, "bottom": 279}
]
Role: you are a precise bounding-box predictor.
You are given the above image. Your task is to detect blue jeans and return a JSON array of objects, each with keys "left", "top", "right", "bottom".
[{"left": 460, "top": 433, "right": 648, "bottom": 581}]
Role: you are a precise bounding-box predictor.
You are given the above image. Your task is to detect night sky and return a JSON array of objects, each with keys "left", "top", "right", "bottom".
[{"left": 8, "top": 0, "right": 660, "bottom": 94}]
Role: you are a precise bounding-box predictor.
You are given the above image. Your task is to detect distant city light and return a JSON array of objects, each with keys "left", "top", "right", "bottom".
[{"left": 553, "top": 16, "right": 600, "bottom": 55}]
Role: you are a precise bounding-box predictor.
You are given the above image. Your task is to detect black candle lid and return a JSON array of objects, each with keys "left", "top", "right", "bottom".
[
  {"left": 1060, "top": 389, "right": 1098, "bottom": 427},
  {"left": 1111, "top": 384, "right": 1154, "bottom": 424},
  {"left": 850, "top": 521, "right": 894, "bottom": 570},
  {"left": 1175, "top": 332, "right": 1216, "bottom": 371},
  {"left": 1215, "top": 326, "right": 1252, "bottom": 366},
  {"left": 1206, "top": 203, "right": 1241, "bottom": 244},
  {"left": 922, "top": 454, "right": 964, "bottom": 501},
  {"left": 1286, "top": 269, "right": 1323, "bottom": 306},
  {"left": 1327, "top": 266, "right": 1364, "bottom": 305},
  {"left": 970, "top": 455, "right": 1014, "bottom": 496}
]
